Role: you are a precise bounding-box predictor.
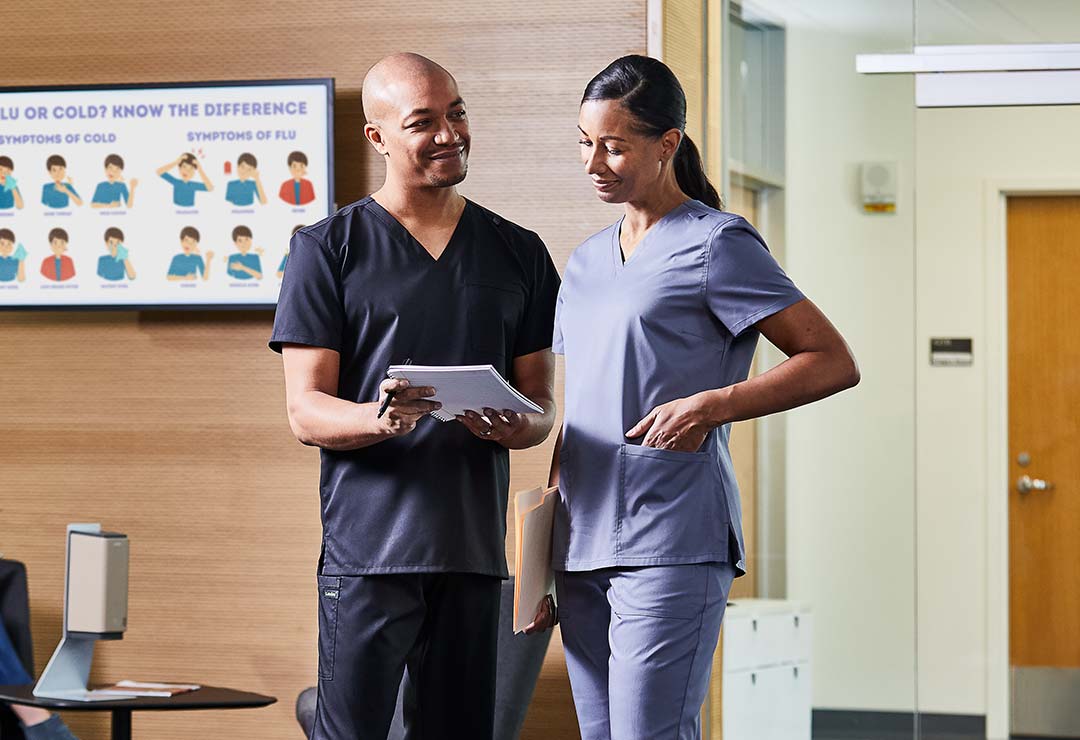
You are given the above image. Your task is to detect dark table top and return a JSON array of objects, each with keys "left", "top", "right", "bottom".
[{"left": 0, "top": 685, "right": 276, "bottom": 712}]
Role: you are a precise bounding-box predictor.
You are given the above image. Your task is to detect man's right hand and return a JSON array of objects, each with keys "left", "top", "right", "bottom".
[{"left": 376, "top": 379, "right": 440, "bottom": 436}]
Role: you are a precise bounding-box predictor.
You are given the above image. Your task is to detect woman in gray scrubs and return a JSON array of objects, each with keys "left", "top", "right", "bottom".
[{"left": 528, "top": 55, "right": 860, "bottom": 739}]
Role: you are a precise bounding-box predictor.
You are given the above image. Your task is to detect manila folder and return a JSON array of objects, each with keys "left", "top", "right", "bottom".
[{"left": 513, "top": 485, "right": 558, "bottom": 633}]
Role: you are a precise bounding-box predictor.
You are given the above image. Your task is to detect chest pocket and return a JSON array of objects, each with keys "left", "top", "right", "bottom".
[{"left": 466, "top": 281, "right": 524, "bottom": 357}]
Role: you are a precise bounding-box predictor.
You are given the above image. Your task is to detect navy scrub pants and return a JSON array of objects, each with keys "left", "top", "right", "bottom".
[
  {"left": 556, "top": 562, "right": 737, "bottom": 740},
  {"left": 312, "top": 571, "right": 501, "bottom": 740}
]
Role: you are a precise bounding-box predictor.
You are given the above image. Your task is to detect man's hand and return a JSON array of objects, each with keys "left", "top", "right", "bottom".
[
  {"left": 523, "top": 594, "right": 557, "bottom": 635},
  {"left": 377, "top": 379, "right": 440, "bottom": 437},
  {"left": 456, "top": 407, "right": 527, "bottom": 443}
]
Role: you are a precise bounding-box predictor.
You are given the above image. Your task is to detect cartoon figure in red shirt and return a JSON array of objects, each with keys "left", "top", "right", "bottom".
[
  {"left": 278, "top": 150, "right": 315, "bottom": 206},
  {"left": 40, "top": 227, "right": 75, "bottom": 282}
]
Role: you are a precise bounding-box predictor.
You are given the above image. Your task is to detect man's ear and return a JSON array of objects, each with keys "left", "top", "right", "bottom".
[{"left": 364, "top": 123, "right": 389, "bottom": 157}]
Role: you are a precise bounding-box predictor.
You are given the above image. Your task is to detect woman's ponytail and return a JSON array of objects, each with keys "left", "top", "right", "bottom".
[{"left": 673, "top": 134, "right": 722, "bottom": 210}]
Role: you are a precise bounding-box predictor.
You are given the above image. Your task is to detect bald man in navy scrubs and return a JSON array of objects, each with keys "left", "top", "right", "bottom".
[{"left": 270, "top": 54, "right": 560, "bottom": 739}]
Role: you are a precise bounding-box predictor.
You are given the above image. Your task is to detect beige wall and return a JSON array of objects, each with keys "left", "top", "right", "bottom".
[
  {"left": 779, "top": 22, "right": 918, "bottom": 712},
  {"left": 0, "top": 2, "right": 646, "bottom": 738},
  {"left": 915, "top": 104, "right": 1080, "bottom": 736}
]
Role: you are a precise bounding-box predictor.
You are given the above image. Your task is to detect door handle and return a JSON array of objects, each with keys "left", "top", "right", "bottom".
[{"left": 1017, "top": 475, "right": 1055, "bottom": 494}]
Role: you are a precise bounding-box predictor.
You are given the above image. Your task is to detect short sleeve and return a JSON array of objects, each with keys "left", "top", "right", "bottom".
[
  {"left": 512, "top": 232, "right": 562, "bottom": 358},
  {"left": 551, "top": 286, "right": 565, "bottom": 355},
  {"left": 706, "top": 216, "right": 805, "bottom": 337},
  {"left": 269, "top": 230, "right": 344, "bottom": 354}
]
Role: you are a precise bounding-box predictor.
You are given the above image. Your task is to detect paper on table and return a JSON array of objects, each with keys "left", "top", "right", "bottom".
[
  {"left": 89, "top": 680, "right": 201, "bottom": 698},
  {"left": 513, "top": 485, "right": 558, "bottom": 633},
  {"left": 387, "top": 364, "right": 543, "bottom": 422}
]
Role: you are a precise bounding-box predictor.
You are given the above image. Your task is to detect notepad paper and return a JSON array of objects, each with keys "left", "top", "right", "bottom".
[
  {"left": 513, "top": 485, "right": 558, "bottom": 633},
  {"left": 88, "top": 680, "right": 202, "bottom": 698},
  {"left": 387, "top": 364, "right": 543, "bottom": 422}
]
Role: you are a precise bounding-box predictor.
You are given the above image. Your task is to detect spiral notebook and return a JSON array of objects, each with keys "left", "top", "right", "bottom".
[{"left": 386, "top": 364, "right": 543, "bottom": 422}]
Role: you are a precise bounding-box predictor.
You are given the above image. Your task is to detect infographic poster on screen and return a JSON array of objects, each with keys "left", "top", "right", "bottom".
[{"left": 0, "top": 78, "right": 333, "bottom": 308}]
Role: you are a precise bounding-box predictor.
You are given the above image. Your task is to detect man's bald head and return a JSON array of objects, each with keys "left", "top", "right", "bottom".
[{"left": 362, "top": 53, "right": 457, "bottom": 124}]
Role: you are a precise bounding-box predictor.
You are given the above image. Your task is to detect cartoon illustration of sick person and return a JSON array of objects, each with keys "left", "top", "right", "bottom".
[
  {"left": 41, "top": 155, "right": 83, "bottom": 209},
  {"left": 167, "top": 226, "right": 214, "bottom": 282},
  {"left": 224, "top": 153, "right": 267, "bottom": 207},
  {"left": 278, "top": 150, "right": 315, "bottom": 206},
  {"left": 97, "top": 227, "right": 136, "bottom": 281},
  {"left": 0, "top": 156, "right": 25, "bottom": 210},
  {"left": 226, "top": 225, "right": 263, "bottom": 280},
  {"left": 91, "top": 154, "right": 139, "bottom": 209},
  {"left": 0, "top": 228, "right": 27, "bottom": 282},
  {"left": 40, "top": 228, "right": 75, "bottom": 282},
  {"left": 157, "top": 153, "right": 213, "bottom": 207}
]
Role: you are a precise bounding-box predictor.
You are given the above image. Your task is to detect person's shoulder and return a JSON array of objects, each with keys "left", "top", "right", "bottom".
[
  {"left": 468, "top": 200, "right": 545, "bottom": 250},
  {"left": 566, "top": 220, "right": 618, "bottom": 267},
  {"left": 292, "top": 196, "right": 376, "bottom": 258}
]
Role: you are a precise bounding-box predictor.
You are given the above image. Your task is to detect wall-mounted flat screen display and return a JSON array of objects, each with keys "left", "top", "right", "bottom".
[{"left": 0, "top": 78, "right": 333, "bottom": 309}]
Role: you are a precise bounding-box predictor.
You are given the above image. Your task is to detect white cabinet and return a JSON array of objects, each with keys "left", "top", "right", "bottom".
[{"left": 721, "top": 600, "right": 812, "bottom": 740}]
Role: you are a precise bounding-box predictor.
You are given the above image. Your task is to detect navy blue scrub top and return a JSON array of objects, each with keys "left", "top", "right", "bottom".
[
  {"left": 552, "top": 200, "right": 805, "bottom": 575},
  {"left": 270, "top": 197, "right": 561, "bottom": 577}
]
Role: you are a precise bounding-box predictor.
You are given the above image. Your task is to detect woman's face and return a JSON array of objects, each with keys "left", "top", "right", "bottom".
[{"left": 578, "top": 99, "right": 678, "bottom": 204}]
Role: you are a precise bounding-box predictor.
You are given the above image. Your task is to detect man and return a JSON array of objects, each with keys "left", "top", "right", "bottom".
[
  {"left": 224, "top": 152, "right": 267, "bottom": 207},
  {"left": 156, "top": 153, "right": 213, "bottom": 208},
  {"left": 270, "top": 53, "right": 560, "bottom": 739}
]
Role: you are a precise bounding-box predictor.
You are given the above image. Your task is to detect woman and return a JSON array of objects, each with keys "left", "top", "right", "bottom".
[{"left": 527, "top": 55, "right": 860, "bottom": 739}]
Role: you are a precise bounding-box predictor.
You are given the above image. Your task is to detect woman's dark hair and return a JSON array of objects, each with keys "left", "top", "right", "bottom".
[{"left": 582, "top": 55, "right": 722, "bottom": 210}]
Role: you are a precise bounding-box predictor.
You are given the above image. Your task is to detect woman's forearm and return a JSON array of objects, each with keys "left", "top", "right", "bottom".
[{"left": 697, "top": 347, "right": 859, "bottom": 427}]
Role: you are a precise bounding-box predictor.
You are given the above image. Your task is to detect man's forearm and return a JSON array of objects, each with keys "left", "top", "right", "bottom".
[{"left": 289, "top": 389, "right": 391, "bottom": 451}]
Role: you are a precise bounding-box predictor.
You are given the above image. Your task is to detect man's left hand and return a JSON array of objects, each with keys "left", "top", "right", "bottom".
[{"left": 457, "top": 407, "right": 526, "bottom": 444}]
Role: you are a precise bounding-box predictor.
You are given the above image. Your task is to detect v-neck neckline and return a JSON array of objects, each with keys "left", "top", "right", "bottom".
[
  {"left": 367, "top": 196, "right": 470, "bottom": 264},
  {"left": 612, "top": 200, "right": 692, "bottom": 271}
]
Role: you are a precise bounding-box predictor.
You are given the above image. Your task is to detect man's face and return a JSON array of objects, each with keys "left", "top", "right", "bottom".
[
  {"left": 179, "top": 162, "right": 195, "bottom": 181},
  {"left": 105, "top": 164, "right": 122, "bottom": 182},
  {"left": 0, "top": 239, "right": 13, "bottom": 256},
  {"left": 181, "top": 236, "right": 198, "bottom": 254},
  {"left": 235, "top": 235, "right": 252, "bottom": 253},
  {"left": 289, "top": 161, "right": 307, "bottom": 179},
  {"left": 106, "top": 237, "right": 120, "bottom": 254},
  {"left": 370, "top": 71, "right": 470, "bottom": 189},
  {"left": 0, "top": 166, "right": 11, "bottom": 181},
  {"left": 237, "top": 162, "right": 254, "bottom": 180},
  {"left": 50, "top": 238, "right": 67, "bottom": 256},
  {"left": 49, "top": 165, "right": 66, "bottom": 183}
]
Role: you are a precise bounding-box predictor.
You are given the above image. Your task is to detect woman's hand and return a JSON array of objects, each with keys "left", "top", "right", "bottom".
[
  {"left": 625, "top": 395, "right": 712, "bottom": 452},
  {"left": 523, "top": 593, "right": 557, "bottom": 635}
]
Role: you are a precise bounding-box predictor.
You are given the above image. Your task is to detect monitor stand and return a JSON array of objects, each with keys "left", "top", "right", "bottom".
[{"left": 33, "top": 524, "right": 134, "bottom": 702}]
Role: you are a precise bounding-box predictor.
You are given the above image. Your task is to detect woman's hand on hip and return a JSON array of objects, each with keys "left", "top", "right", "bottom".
[{"left": 625, "top": 396, "right": 712, "bottom": 452}]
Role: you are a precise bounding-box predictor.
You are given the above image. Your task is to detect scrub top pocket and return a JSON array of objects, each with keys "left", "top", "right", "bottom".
[
  {"left": 618, "top": 444, "right": 728, "bottom": 560},
  {"left": 465, "top": 281, "right": 524, "bottom": 358}
]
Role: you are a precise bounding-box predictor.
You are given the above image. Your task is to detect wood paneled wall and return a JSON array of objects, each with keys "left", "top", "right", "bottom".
[{"left": 0, "top": 2, "right": 646, "bottom": 738}]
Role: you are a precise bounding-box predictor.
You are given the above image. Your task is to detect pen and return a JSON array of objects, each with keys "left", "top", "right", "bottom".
[{"left": 376, "top": 357, "right": 411, "bottom": 419}]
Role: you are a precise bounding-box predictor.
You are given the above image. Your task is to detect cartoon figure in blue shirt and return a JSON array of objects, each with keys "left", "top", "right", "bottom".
[
  {"left": 167, "top": 226, "right": 214, "bottom": 281},
  {"left": 0, "top": 228, "right": 27, "bottom": 282},
  {"left": 91, "top": 154, "right": 139, "bottom": 209},
  {"left": 224, "top": 153, "right": 267, "bottom": 207},
  {"left": 41, "top": 155, "right": 83, "bottom": 209},
  {"left": 277, "top": 224, "right": 304, "bottom": 279},
  {"left": 97, "top": 227, "right": 136, "bottom": 281},
  {"left": 226, "top": 225, "right": 263, "bottom": 280},
  {"left": 157, "top": 153, "right": 213, "bottom": 207},
  {"left": 0, "top": 156, "right": 25, "bottom": 210}
]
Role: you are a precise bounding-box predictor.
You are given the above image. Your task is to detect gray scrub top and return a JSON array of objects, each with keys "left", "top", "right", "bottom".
[{"left": 552, "top": 199, "right": 805, "bottom": 574}]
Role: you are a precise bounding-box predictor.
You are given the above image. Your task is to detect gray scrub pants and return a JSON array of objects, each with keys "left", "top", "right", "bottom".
[{"left": 555, "top": 562, "right": 736, "bottom": 740}]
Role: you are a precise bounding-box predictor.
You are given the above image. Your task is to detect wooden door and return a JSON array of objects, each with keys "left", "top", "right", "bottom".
[{"left": 1007, "top": 196, "right": 1080, "bottom": 736}]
